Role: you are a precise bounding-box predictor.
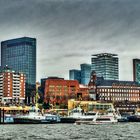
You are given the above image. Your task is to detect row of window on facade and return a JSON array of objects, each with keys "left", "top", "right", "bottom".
[
  {"left": 46, "top": 92, "right": 77, "bottom": 95},
  {"left": 1, "top": 72, "right": 24, "bottom": 76},
  {"left": 48, "top": 89, "right": 76, "bottom": 92},
  {"left": 48, "top": 86, "right": 77, "bottom": 91},
  {"left": 1, "top": 77, "right": 24, "bottom": 82},
  {"left": 112, "top": 85, "right": 138, "bottom": 88},
  {"left": 88, "top": 104, "right": 112, "bottom": 110},
  {"left": 98, "top": 88, "right": 140, "bottom": 93},
  {"left": 49, "top": 85, "right": 77, "bottom": 88},
  {"left": 100, "top": 97, "right": 140, "bottom": 101},
  {"left": 100, "top": 93, "right": 140, "bottom": 97}
]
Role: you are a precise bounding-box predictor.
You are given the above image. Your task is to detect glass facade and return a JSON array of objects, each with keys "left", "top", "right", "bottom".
[
  {"left": 1, "top": 37, "right": 36, "bottom": 86},
  {"left": 91, "top": 53, "right": 118, "bottom": 80},
  {"left": 69, "top": 64, "right": 91, "bottom": 85},
  {"left": 80, "top": 64, "right": 91, "bottom": 85},
  {"left": 133, "top": 59, "right": 140, "bottom": 84},
  {"left": 69, "top": 69, "right": 81, "bottom": 83}
]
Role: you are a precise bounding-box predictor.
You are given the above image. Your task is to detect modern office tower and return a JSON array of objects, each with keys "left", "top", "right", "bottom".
[
  {"left": 1, "top": 37, "right": 36, "bottom": 104},
  {"left": 69, "top": 69, "right": 81, "bottom": 83},
  {"left": 0, "top": 66, "right": 25, "bottom": 104},
  {"left": 80, "top": 63, "right": 91, "bottom": 85},
  {"left": 91, "top": 53, "right": 119, "bottom": 80},
  {"left": 133, "top": 59, "right": 140, "bottom": 84}
]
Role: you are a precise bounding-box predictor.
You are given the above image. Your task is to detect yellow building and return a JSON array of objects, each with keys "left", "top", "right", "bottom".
[{"left": 68, "top": 99, "right": 114, "bottom": 113}]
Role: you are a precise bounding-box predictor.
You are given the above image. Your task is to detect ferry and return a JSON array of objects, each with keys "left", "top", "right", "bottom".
[
  {"left": 75, "top": 108, "right": 118, "bottom": 125},
  {"left": 13, "top": 107, "right": 61, "bottom": 124},
  {"left": 60, "top": 107, "right": 97, "bottom": 123},
  {"left": 61, "top": 99, "right": 119, "bottom": 123}
]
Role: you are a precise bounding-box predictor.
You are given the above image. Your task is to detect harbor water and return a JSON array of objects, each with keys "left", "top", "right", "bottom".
[{"left": 0, "top": 123, "right": 140, "bottom": 140}]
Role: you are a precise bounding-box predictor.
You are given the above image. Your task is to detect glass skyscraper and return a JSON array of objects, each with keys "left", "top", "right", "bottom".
[
  {"left": 91, "top": 53, "right": 119, "bottom": 80},
  {"left": 80, "top": 63, "right": 91, "bottom": 85},
  {"left": 133, "top": 59, "right": 140, "bottom": 84},
  {"left": 1, "top": 37, "right": 36, "bottom": 103},
  {"left": 69, "top": 69, "right": 81, "bottom": 83},
  {"left": 69, "top": 64, "right": 91, "bottom": 85}
]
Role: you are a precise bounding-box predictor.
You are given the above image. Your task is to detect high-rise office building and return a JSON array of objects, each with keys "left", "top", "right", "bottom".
[
  {"left": 69, "top": 64, "right": 91, "bottom": 85},
  {"left": 80, "top": 63, "right": 91, "bottom": 85},
  {"left": 69, "top": 69, "right": 81, "bottom": 83},
  {"left": 1, "top": 37, "right": 36, "bottom": 104},
  {"left": 91, "top": 53, "right": 119, "bottom": 80},
  {"left": 133, "top": 59, "right": 140, "bottom": 84}
]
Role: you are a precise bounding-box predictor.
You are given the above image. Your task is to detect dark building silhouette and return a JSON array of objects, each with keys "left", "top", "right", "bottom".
[{"left": 133, "top": 59, "right": 140, "bottom": 84}]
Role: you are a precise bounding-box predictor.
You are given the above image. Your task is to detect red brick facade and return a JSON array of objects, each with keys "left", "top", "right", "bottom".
[
  {"left": 44, "top": 79, "right": 89, "bottom": 105},
  {"left": 44, "top": 79, "right": 79, "bottom": 105},
  {"left": 97, "top": 85, "right": 140, "bottom": 102}
]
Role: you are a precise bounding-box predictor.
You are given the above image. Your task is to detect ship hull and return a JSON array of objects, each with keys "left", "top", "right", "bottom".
[
  {"left": 14, "top": 118, "right": 42, "bottom": 124},
  {"left": 14, "top": 118, "right": 60, "bottom": 124},
  {"left": 127, "top": 115, "right": 140, "bottom": 122}
]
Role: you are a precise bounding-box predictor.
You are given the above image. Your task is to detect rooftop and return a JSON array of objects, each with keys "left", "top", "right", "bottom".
[
  {"left": 1, "top": 37, "right": 36, "bottom": 44},
  {"left": 96, "top": 77, "right": 138, "bottom": 86},
  {"left": 92, "top": 53, "right": 118, "bottom": 57}
]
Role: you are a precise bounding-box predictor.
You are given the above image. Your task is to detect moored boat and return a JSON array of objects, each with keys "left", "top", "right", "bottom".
[
  {"left": 75, "top": 109, "right": 118, "bottom": 125},
  {"left": 125, "top": 108, "right": 140, "bottom": 122},
  {"left": 60, "top": 107, "right": 97, "bottom": 123},
  {"left": 117, "top": 116, "right": 129, "bottom": 122},
  {"left": 13, "top": 107, "right": 61, "bottom": 124}
]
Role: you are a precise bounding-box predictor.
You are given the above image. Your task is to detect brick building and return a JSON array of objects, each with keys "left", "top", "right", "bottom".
[
  {"left": 44, "top": 77, "right": 90, "bottom": 107},
  {"left": 78, "top": 84, "right": 90, "bottom": 100},
  {"left": 89, "top": 71, "right": 140, "bottom": 111},
  {"left": 0, "top": 66, "right": 25, "bottom": 104},
  {"left": 44, "top": 77, "right": 79, "bottom": 106}
]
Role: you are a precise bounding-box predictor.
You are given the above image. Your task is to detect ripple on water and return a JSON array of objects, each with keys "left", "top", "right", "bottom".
[{"left": 0, "top": 123, "right": 140, "bottom": 140}]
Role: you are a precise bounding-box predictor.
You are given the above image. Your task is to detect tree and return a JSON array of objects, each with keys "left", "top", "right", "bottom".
[{"left": 42, "top": 102, "right": 51, "bottom": 109}]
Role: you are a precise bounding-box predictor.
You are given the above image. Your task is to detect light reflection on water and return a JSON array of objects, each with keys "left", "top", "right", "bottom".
[{"left": 0, "top": 123, "right": 140, "bottom": 140}]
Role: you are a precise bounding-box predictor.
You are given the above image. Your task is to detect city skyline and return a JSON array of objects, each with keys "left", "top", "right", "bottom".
[{"left": 0, "top": 0, "right": 140, "bottom": 82}]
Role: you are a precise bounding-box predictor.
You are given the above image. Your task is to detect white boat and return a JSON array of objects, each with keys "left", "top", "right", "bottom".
[
  {"left": 75, "top": 108, "right": 118, "bottom": 125},
  {"left": 13, "top": 107, "right": 61, "bottom": 124},
  {"left": 60, "top": 107, "right": 97, "bottom": 123},
  {"left": 69, "top": 107, "right": 97, "bottom": 120}
]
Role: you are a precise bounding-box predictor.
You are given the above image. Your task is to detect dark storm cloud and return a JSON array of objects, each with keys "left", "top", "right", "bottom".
[{"left": 0, "top": 0, "right": 140, "bottom": 81}]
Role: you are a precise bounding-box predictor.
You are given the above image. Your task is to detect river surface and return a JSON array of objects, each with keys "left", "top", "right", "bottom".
[{"left": 0, "top": 123, "right": 140, "bottom": 140}]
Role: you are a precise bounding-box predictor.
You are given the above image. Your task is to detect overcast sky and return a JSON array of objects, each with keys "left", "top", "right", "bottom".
[{"left": 0, "top": 0, "right": 140, "bottom": 82}]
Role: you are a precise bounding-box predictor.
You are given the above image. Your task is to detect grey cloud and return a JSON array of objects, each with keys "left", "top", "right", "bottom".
[
  {"left": 39, "top": 52, "right": 86, "bottom": 64},
  {"left": 63, "top": 53, "right": 86, "bottom": 58},
  {"left": 0, "top": 0, "right": 140, "bottom": 81}
]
